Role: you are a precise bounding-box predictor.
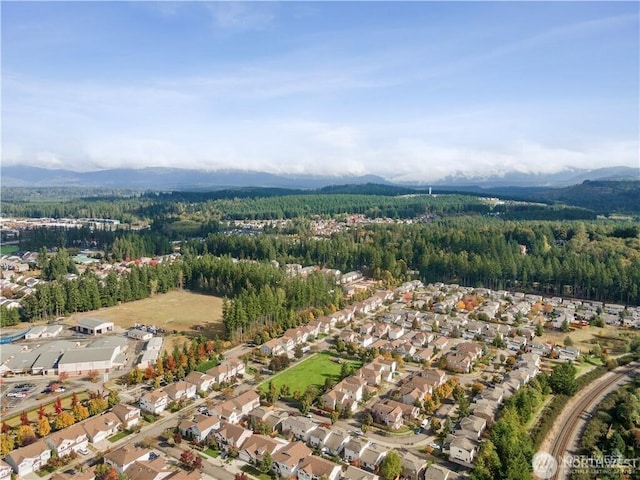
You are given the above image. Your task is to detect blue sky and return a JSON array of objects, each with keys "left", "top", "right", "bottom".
[{"left": 2, "top": 1, "right": 638, "bottom": 181}]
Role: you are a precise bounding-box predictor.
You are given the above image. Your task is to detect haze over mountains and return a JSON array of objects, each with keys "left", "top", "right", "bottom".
[{"left": 2, "top": 165, "right": 637, "bottom": 191}]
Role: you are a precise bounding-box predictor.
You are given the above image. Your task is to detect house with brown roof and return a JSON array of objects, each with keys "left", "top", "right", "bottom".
[
  {"left": 471, "top": 399, "right": 498, "bottom": 424},
  {"left": 238, "top": 434, "right": 287, "bottom": 465},
  {"left": 432, "top": 336, "right": 449, "bottom": 351},
  {"left": 370, "top": 402, "right": 403, "bottom": 430},
  {"left": 82, "top": 412, "right": 122, "bottom": 443},
  {"left": 259, "top": 338, "right": 286, "bottom": 357},
  {"left": 185, "top": 371, "right": 216, "bottom": 392},
  {"left": 45, "top": 423, "right": 88, "bottom": 457},
  {"left": 341, "top": 465, "right": 379, "bottom": 480},
  {"left": 112, "top": 403, "right": 142, "bottom": 429},
  {"left": 140, "top": 390, "right": 169, "bottom": 414},
  {"left": 163, "top": 381, "right": 197, "bottom": 401},
  {"left": 297, "top": 455, "right": 341, "bottom": 480},
  {"left": 212, "top": 403, "right": 240, "bottom": 424},
  {"left": 104, "top": 445, "right": 152, "bottom": 474},
  {"left": 213, "top": 421, "right": 253, "bottom": 453},
  {"left": 248, "top": 407, "right": 287, "bottom": 433},
  {"left": 179, "top": 414, "right": 221, "bottom": 443},
  {"left": 51, "top": 466, "right": 96, "bottom": 480},
  {"left": 382, "top": 399, "right": 419, "bottom": 419},
  {"left": 445, "top": 352, "right": 472, "bottom": 374},
  {"left": 234, "top": 390, "right": 260, "bottom": 415},
  {"left": 456, "top": 342, "right": 483, "bottom": 361},
  {"left": 4, "top": 440, "right": 51, "bottom": 476},
  {"left": 126, "top": 458, "right": 173, "bottom": 480},
  {"left": 273, "top": 441, "right": 312, "bottom": 478}
]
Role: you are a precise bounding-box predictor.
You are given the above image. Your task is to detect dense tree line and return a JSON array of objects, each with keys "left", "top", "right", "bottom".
[
  {"left": 188, "top": 219, "right": 640, "bottom": 304},
  {"left": 181, "top": 255, "right": 343, "bottom": 342},
  {"left": 20, "top": 263, "right": 181, "bottom": 321},
  {"left": 0, "top": 306, "right": 21, "bottom": 327},
  {"left": 471, "top": 377, "right": 548, "bottom": 480},
  {"left": 577, "top": 379, "right": 640, "bottom": 479},
  {"left": 19, "top": 228, "right": 173, "bottom": 260}
]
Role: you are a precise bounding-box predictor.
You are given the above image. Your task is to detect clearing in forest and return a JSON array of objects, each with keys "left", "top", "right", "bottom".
[{"left": 71, "top": 290, "right": 225, "bottom": 336}]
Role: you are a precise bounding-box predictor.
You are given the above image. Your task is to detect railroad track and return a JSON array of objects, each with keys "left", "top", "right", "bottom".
[{"left": 545, "top": 361, "right": 639, "bottom": 480}]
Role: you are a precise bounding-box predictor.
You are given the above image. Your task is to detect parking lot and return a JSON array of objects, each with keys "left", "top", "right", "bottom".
[{"left": 5, "top": 383, "right": 36, "bottom": 399}]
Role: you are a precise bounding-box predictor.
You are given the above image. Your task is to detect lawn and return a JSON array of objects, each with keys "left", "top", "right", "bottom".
[
  {"left": 241, "top": 465, "right": 274, "bottom": 480},
  {"left": 108, "top": 431, "right": 131, "bottom": 442},
  {"left": 196, "top": 359, "right": 219, "bottom": 373},
  {"left": 259, "top": 352, "right": 362, "bottom": 396},
  {"left": 203, "top": 448, "right": 219, "bottom": 458},
  {"left": 0, "top": 245, "right": 19, "bottom": 255}
]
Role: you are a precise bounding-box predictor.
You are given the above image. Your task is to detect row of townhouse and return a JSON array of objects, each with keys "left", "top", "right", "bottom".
[
  {"left": 212, "top": 413, "right": 427, "bottom": 480},
  {"left": 444, "top": 342, "right": 483, "bottom": 374},
  {"left": 3, "top": 403, "right": 141, "bottom": 477},
  {"left": 260, "top": 290, "right": 396, "bottom": 358},
  {"left": 139, "top": 362, "right": 251, "bottom": 415},
  {"left": 397, "top": 368, "right": 448, "bottom": 407},
  {"left": 447, "top": 353, "right": 542, "bottom": 466},
  {"left": 320, "top": 357, "right": 396, "bottom": 413}
]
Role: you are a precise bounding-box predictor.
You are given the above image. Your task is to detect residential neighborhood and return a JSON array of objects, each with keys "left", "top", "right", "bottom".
[{"left": 2, "top": 271, "right": 640, "bottom": 480}]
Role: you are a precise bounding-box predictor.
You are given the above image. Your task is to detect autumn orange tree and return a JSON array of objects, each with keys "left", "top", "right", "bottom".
[
  {"left": 17, "top": 424, "right": 36, "bottom": 446},
  {"left": 55, "top": 412, "right": 75, "bottom": 430},
  {"left": 37, "top": 416, "right": 51, "bottom": 437}
]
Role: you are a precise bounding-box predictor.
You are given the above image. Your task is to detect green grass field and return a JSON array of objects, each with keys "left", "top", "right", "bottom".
[
  {"left": 259, "top": 352, "right": 362, "bottom": 396},
  {"left": 0, "top": 245, "right": 19, "bottom": 255}
]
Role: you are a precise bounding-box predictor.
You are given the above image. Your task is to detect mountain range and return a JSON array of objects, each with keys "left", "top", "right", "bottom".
[{"left": 1, "top": 165, "right": 637, "bottom": 190}]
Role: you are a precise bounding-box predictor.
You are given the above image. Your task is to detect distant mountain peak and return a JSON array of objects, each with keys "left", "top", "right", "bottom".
[{"left": 1, "top": 165, "right": 636, "bottom": 190}]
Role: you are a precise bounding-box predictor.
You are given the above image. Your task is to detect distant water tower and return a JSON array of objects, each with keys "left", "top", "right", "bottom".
[{"left": 429, "top": 187, "right": 432, "bottom": 196}]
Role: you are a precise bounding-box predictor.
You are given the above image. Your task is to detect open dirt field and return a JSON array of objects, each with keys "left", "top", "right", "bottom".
[
  {"left": 71, "top": 290, "right": 225, "bottom": 336},
  {"left": 541, "top": 326, "right": 606, "bottom": 351}
]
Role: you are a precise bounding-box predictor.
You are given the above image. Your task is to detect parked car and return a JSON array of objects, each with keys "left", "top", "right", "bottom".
[{"left": 77, "top": 447, "right": 90, "bottom": 456}]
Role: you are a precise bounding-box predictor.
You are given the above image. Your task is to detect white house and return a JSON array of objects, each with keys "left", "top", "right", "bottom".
[
  {"left": 82, "top": 412, "right": 122, "bottom": 443},
  {"left": 5, "top": 440, "right": 51, "bottom": 476},
  {"left": 449, "top": 436, "right": 478, "bottom": 465},
  {"left": 45, "top": 423, "right": 89, "bottom": 457},
  {"left": 112, "top": 403, "right": 142, "bottom": 429},
  {"left": 163, "top": 381, "right": 197, "bottom": 401},
  {"left": 104, "top": 445, "right": 151, "bottom": 474},
  {"left": 273, "top": 441, "right": 312, "bottom": 478},
  {"left": 0, "top": 460, "right": 12, "bottom": 480},
  {"left": 179, "top": 414, "right": 220, "bottom": 443},
  {"left": 140, "top": 390, "right": 169, "bottom": 414}
]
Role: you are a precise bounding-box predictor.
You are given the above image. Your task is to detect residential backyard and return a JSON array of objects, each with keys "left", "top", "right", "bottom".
[{"left": 259, "top": 351, "right": 362, "bottom": 396}]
